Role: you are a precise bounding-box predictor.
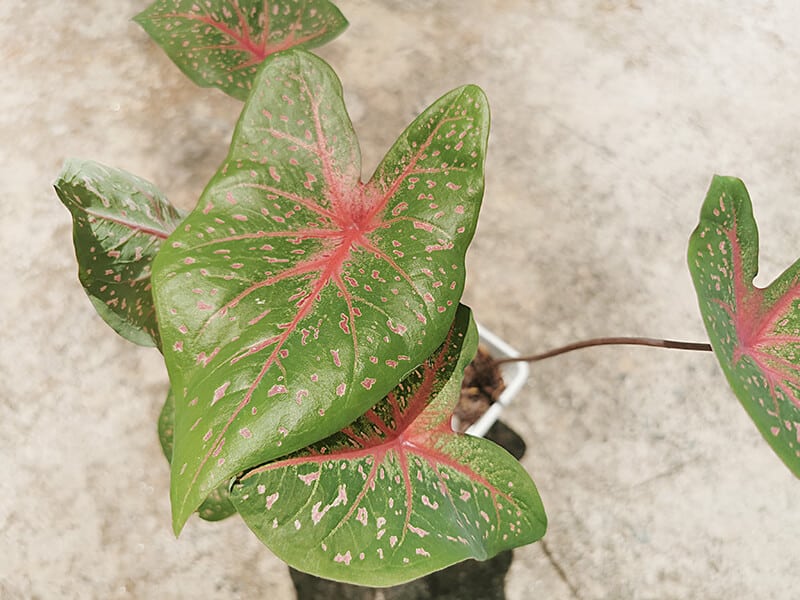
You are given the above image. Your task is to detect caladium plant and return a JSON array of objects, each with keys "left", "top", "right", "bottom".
[
  {"left": 54, "top": 38, "right": 544, "bottom": 583},
  {"left": 135, "top": 0, "right": 348, "bottom": 100},
  {"left": 689, "top": 176, "right": 800, "bottom": 477},
  {"left": 54, "top": 0, "right": 800, "bottom": 592}
]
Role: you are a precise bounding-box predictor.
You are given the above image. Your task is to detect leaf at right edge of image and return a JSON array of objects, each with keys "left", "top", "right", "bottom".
[
  {"left": 689, "top": 175, "right": 800, "bottom": 477},
  {"left": 230, "top": 305, "right": 547, "bottom": 586}
]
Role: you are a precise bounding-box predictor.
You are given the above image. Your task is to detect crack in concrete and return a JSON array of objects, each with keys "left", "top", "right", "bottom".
[
  {"left": 540, "top": 539, "right": 582, "bottom": 600},
  {"left": 632, "top": 454, "right": 703, "bottom": 489}
]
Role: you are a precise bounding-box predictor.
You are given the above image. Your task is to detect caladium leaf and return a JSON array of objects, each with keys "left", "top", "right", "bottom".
[
  {"left": 689, "top": 176, "right": 800, "bottom": 477},
  {"left": 134, "top": 0, "right": 348, "bottom": 100},
  {"left": 158, "top": 390, "right": 236, "bottom": 521},
  {"left": 230, "top": 305, "right": 546, "bottom": 586},
  {"left": 54, "top": 159, "right": 184, "bottom": 348},
  {"left": 152, "top": 49, "right": 489, "bottom": 532}
]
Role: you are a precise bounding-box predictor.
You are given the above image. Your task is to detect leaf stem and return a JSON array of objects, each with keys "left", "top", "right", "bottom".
[{"left": 494, "top": 337, "right": 712, "bottom": 365}]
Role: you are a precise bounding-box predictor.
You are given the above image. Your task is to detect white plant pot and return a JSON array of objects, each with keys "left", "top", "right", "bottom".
[{"left": 457, "top": 324, "right": 529, "bottom": 438}]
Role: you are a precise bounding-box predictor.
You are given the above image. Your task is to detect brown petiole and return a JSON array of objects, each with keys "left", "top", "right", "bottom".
[{"left": 494, "top": 337, "right": 712, "bottom": 365}]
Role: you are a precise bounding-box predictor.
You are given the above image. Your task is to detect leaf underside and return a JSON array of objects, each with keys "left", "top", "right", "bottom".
[
  {"left": 689, "top": 175, "right": 800, "bottom": 477},
  {"left": 153, "top": 49, "right": 489, "bottom": 532},
  {"left": 135, "top": 0, "right": 348, "bottom": 100},
  {"left": 159, "top": 390, "right": 236, "bottom": 521},
  {"left": 54, "top": 159, "right": 184, "bottom": 348},
  {"left": 231, "top": 305, "right": 546, "bottom": 586}
]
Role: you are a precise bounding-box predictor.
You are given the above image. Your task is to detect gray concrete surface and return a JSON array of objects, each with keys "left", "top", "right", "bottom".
[{"left": 2, "top": 1, "right": 800, "bottom": 598}]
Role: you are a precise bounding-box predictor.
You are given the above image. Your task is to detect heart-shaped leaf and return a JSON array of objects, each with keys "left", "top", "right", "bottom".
[
  {"left": 230, "top": 305, "right": 546, "bottom": 586},
  {"left": 159, "top": 390, "right": 236, "bottom": 521},
  {"left": 689, "top": 175, "right": 800, "bottom": 477},
  {"left": 134, "top": 0, "right": 348, "bottom": 100},
  {"left": 54, "top": 159, "right": 184, "bottom": 348},
  {"left": 153, "top": 49, "right": 489, "bottom": 532}
]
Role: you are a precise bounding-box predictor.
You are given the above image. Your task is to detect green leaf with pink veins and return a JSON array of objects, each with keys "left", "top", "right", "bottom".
[
  {"left": 54, "top": 159, "right": 184, "bottom": 348},
  {"left": 689, "top": 175, "right": 800, "bottom": 477},
  {"left": 230, "top": 305, "right": 546, "bottom": 586},
  {"left": 152, "top": 49, "right": 490, "bottom": 532},
  {"left": 134, "top": 0, "right": 348, "bottom": 100}
]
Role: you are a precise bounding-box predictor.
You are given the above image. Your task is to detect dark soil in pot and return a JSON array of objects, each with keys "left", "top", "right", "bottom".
[{"left": 453, "top": 345, "right": 506, "bottom": 433}]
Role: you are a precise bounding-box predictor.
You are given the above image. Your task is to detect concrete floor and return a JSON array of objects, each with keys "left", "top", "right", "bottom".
[{"left": 2, "top": 0, "right": 800, "bottom": 598}]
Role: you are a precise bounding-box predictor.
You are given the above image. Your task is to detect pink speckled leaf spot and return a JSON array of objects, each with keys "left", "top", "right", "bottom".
[
  {"left": 689, "top": 176, "right": 800, "bottom": 477},
  {"left": 54, "top": 159, "right": 184, "bottom": 348},
  {"left": 230, "top": 305, "right": 546, "bottom": 586},
  {"left": 152, "top": 49, "right": 489, "bottom": 531},
  {"left": 135, "top": 0, "right": 348, "bottom": 100}
]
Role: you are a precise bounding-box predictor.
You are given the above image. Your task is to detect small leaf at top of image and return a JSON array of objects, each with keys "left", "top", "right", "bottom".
[{"left": 135, "top": 0, "right": 349, "bottom": 100}]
